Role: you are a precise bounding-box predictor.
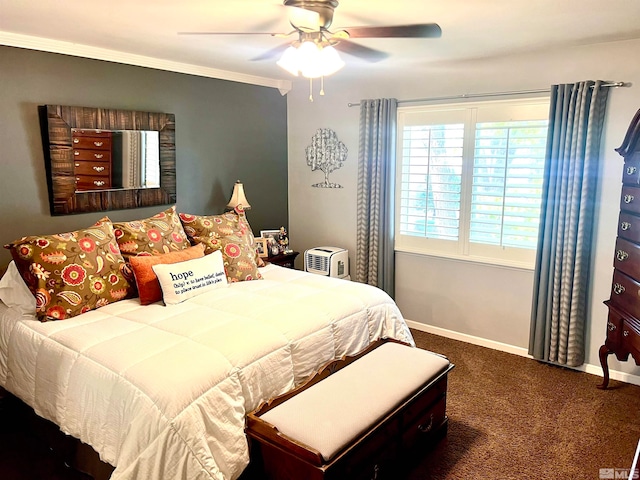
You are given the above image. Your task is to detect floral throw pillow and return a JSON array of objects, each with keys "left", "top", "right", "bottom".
[
  {"left": 112, "top": 206, "right": 190, "bottom": 294},
  {"left": 112, "top": 206, "right": 189, "bottom": 261},
  {"left": 179, "top": 206, "right": 265, "bottom": 269},
  {"left": 191, "top": 235, "right": 262, "bottom": 282},
  {"left": 178, "top": 210, "right": 239, "bottom": 239},
  {"left": 4, "top": 218, "right": 131, "bottom": 321}
]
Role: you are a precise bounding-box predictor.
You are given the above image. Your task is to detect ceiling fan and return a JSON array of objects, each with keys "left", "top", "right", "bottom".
[{"left": 179, "top": 0, "right": 442, "bottom": 70}]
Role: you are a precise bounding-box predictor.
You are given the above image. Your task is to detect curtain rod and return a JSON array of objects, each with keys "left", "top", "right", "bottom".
[{"left": 346, "top": 82, "right": 627, "bottom": 107}]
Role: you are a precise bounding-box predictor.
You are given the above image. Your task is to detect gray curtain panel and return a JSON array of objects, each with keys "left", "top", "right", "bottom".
[
  {"left": 356, "top": 98, "right": 398, "bottom": 297},
  {"left": 529, "top": 81, "right": 609, "bottom": 366}
]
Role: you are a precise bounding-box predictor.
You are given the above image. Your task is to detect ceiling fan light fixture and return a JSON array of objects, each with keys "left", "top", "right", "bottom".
[
  {"left": 276, "top": 46, "right": 300, "bottom": 76},
  {"left": 277, "top": 40, "right": 344, "bottom": 79},
  {"left": 318, "top": 45, "right": 344, "bottom": 76},
  {"left": 298, "top": 40, "right": 323, "bottom": 78}
]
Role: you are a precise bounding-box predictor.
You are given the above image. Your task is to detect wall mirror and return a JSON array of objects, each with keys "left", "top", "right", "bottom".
[{"left": 40, "top": 105, "right": 176, "bottom": 215}]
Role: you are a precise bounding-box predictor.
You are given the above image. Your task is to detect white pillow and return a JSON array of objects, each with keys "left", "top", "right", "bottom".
[
  {"left": 152, "top": 250, "right": 228, "bottom": 305},
  {"left": 0, "top": 261, "right": 36, "bottom": 316}
]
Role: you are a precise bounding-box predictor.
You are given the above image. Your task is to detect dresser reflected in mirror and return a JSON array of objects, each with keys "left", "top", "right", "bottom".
[
  {"left": 72, "top": 128, "right": 160, "bottom": 192},
  {"left": 41, "top": 105, "right": 175, "bottom": 215}
]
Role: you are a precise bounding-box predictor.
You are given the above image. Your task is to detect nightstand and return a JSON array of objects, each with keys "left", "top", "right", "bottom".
[{"left": 266, "top": 251, "right": 299, "bottom": 269}]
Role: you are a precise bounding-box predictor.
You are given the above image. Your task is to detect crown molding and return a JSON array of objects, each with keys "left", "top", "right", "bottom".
[{"left": 0, "top": 31, "right": 292, "bottom": 95}]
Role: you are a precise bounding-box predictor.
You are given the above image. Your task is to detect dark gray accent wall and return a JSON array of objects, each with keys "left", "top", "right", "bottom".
[{"left": 0, "top": 46, "right": 288, "bottom": 266}]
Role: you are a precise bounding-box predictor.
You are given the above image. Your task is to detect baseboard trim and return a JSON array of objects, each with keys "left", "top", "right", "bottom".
[{"left": 405, "top": 319, "right": 640, "bottom": 387}]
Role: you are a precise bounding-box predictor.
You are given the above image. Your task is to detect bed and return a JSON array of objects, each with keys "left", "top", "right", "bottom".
[{"left": 0, "top": 262, "right": 413, "bottom": 480}]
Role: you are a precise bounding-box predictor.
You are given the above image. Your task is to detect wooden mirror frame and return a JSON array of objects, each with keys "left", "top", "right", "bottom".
[{"left": 41, "top": 105, "right": 176, "bottom": 215}]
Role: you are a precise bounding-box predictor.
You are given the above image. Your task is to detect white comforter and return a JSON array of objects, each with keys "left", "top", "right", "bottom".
[{"left": 0, "top": 265, "right": 413, "bottom": 480}]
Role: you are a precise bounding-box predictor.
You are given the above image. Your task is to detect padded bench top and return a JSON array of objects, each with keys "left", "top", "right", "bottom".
[{"left": 260, "top": 342, "right": 450, "bottom": 461}]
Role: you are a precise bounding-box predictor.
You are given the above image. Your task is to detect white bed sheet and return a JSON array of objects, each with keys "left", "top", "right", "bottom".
[{"left": 0, "top": 264, "right": 413, "bottom": 480}]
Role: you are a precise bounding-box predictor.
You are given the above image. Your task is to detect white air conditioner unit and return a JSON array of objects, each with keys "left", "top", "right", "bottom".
[{"left": 304, "top": 246, "right": 349, "bottom": 279}]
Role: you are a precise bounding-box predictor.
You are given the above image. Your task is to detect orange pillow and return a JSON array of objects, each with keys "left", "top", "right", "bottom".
[{"left": 129, "top": 244, "right": 205, "bottom": 305}]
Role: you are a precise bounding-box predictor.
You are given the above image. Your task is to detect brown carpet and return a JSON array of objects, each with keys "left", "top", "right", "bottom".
[{"left": 406, "top": 329, "right": 640, "bottom": 480}]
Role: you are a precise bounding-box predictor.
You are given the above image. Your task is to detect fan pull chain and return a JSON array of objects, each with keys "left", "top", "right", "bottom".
[{"left": 308, "top": 78, "right": 328, "bottom": 101}]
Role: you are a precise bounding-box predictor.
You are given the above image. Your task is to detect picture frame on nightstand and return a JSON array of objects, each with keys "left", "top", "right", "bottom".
[
  {"left": 260, "top": 230, "right": 280, "bottom": 241},
  {"left": 255, "top": 238, "right": 268, "bottom": 258},
  {"left": 260, "top": 229, "right": 283, "bottom": 257}
]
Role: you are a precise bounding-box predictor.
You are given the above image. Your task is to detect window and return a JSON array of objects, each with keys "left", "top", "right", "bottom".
[{"left": 396, "top": 98, "right": 550, "bottom": 268}]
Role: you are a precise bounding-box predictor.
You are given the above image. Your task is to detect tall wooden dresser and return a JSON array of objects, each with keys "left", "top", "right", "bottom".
[
  {"left": 72, "top": 129, "right": 112, "bottom": 191},
  {"left": 599, "top": 108, "right": 640, "bottom": 389}
]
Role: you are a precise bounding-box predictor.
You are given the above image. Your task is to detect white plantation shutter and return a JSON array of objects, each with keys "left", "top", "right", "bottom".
[
  {"left": 399, "top": 124, "right": 464, "bottom": 240},
  {"left": 396, "top": 99, "right": 550, "bottom": 268},
  {"left": 470, "top": 120, "right": 547, "bottom": 248}
]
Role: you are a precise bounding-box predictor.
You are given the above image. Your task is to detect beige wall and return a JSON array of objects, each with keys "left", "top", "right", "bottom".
[{"left": 286, "top": 38, "right": 640, "bottom": 378}]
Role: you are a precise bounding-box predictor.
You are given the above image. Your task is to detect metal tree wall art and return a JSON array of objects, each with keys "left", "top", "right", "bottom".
[{"left": 305, "top": 128, "right": 348, "bottom": 188}]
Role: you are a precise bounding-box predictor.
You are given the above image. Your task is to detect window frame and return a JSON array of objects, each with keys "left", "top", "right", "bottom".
[{"left": 394, "top": 97, "right": 550, "bottom": 270}]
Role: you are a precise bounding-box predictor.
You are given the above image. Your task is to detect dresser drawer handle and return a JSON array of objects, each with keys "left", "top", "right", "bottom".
[
  {"left": 93, "top": 141, "right": 104, "bottom": 147},
  {"left": 74, "top": 151, "right": 79, "bottom": 156},
  {"left": 627, "top": 166, "right": 637, "bottom": 175},
  {"left": 75, "top": 163, "right": 80, "bottom": 167},
  {"left": 418, "top": 413, "right": 434, "bottom": 433},
  {"left": 621, "top": 221, "right": 632, "bottom": 231},
  {"left": 624, "top": 194, "right": 635, "bottom": 204},
  {"left": 608, "top": 322, "right": 617, "bottom": 331},
  {"left": 613, "top": 283, "right": 625, "bottom": 295},
  {"left": 92, "top": 166, "right": 105, "bottom": 172},
  {"left": 93, "top": 180, "right": 105, "bottom": 187},
  {"left": 616, "top": 250, "right": 629, "bottom": 261},
  {"left": 73, "top": 138, "right": 79, "bottom": 144},
  {"left": 623, "top": 330, "right": 630, "bottom": 337},
  {"left": 94, "top": 153, "right": 104, "bottom": 159}
]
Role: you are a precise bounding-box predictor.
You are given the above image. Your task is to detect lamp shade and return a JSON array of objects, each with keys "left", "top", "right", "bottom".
[{"left": 226, "top": 180, "right": 251, "bottom": 210}]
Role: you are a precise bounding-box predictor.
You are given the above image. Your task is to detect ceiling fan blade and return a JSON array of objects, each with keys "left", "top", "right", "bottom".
[
  {"left": 341, "top": 23, "right": 442, "bottom": 39},
  {"left": 335, "top": 40, "right": 388, "bottom": 63},
  {"left": 178, "top": 31, "right": 285, "bottom": 36},
  {"left": 250, "top": 43, "right": 291, "bottom": 61}
]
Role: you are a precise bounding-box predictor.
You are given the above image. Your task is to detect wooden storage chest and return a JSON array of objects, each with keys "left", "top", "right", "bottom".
[{"left": 246, "top": 338, "right": 454, "bottom": 480}]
